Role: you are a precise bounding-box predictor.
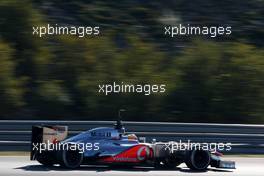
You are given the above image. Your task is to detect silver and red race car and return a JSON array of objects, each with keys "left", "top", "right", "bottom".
[{"left": 30, "top": 119, "right": 235, "bottom": 170}]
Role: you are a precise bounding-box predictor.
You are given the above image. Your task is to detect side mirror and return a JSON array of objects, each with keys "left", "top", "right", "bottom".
[
  {"left": 139, "top": 137, "right": 146, "bottom": 143},
  {"left": 152, "top": 138, "right": 156, "bottom": 144}
]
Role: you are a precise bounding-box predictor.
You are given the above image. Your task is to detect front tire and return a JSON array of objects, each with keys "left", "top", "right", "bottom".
[
  {"left": 185, "top": 150, "right": 211, "bottom": 171},
  {"left": 163, "top": 156, "right": 182, "bottom": 168}
]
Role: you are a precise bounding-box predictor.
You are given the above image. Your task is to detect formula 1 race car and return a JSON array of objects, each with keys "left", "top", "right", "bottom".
[{"left": 30, "top": 119, "right": 236, "bottom": 171}]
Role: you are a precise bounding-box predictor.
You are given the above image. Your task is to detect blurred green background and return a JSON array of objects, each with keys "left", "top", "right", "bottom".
[{"left": 0, "top": 0, "right": 263, "bottom": 123}]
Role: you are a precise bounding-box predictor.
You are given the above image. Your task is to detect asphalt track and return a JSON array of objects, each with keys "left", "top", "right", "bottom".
[{"left": 0, "top": 156, "right": 263, "bottom": 176}]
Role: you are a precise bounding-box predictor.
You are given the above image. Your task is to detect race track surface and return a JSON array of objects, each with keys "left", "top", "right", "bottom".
[{"left": 0, "top": 156, "right": 263, "bottom": 176}]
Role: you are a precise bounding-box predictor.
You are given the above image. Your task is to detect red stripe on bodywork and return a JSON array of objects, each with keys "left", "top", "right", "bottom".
[{"left": 100, "top": 144, "right": 152, "bottom": 163}]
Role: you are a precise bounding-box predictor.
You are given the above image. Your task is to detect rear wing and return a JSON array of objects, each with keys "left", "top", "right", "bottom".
[{"left": 30, "top": 125, "right": 68, "bottom": 160}]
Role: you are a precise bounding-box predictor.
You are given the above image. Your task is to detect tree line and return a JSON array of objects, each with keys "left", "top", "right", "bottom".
[{"left": 0, "top": 0, "right": 263, "bottom": 123}]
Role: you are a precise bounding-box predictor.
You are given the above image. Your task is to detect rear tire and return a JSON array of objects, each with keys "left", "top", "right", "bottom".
[
  {"left": 59, "top": 146, "right": 83, "bottom": 169},
  {"left": 36, "top": 151, "right": 55, "bottom": 166}
]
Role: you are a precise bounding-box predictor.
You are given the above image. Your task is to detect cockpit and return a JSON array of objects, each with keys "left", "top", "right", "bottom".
[
  {"left": 127, "top": 133, "right": 138, "bottom": 141},
  {"left": 87, "top": 117, "right": 139, "bottom": 142},
  {"left": 88, "top": 127, "right": 138, "bottom": 142}
]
